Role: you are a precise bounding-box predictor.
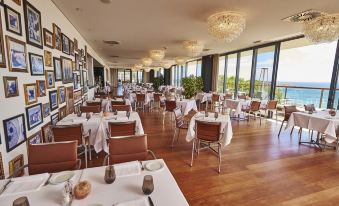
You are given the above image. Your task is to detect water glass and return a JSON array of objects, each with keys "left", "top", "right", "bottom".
[
  {"left": 126, "top": 111, "right": 130, "bottom": 119},
  {"left": 13, "top": 196, "right": 30, "bottom": 206},
  {"left": 214, "top": 112, "right": 219, "bottom": 120},
  {"left": 142, "top": 175, "right": 154, "bottom": 195},
  {"left": 104, "top": 165, "right": 116, "bottom": 184},
  {"left": 205, "top": 111, "right": 209, "bottom": 118},
  {"left": 86, "top": 113, "right": 91, "bottom": 121}
]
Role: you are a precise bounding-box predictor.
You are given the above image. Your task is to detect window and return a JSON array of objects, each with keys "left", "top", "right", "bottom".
[
  {"left": 238, "top": 51, "right": 253, "bottom": 96},
  {"left": 137, "top": 71, "right": 143, "bottom": 83},
  {"left": 225, "top": 54, "right": 237, "bottom": 93},
  {"left": 187, "top": 61, "right": 197, "bottom": 77},
  {"left": 124, "top": 70, "right": 131, "bottom": 82},
  {"left": 217, "top": 56, "right": 226, "bottom": 93},
  {"left": 197, "top": 60, "right": 202, "bottom": 77},
  {"left": 132, "top": 71, "right": 137, "bottom": 83}
]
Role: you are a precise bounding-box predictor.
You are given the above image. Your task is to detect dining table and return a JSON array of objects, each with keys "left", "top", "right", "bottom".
[
  {"left": 0, "top": 159, "right": 189, "bottom": 206},
  {"left": 176, "top": 99, "right": 198, "bottom": 115}
]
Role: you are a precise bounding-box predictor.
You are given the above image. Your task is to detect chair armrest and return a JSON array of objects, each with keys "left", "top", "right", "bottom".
[
  {"left": 8, "top": 164, "right": 29, "bottom": 178},
  {"left": 147, "top": 150, "right": 157, "bottom": 160}
]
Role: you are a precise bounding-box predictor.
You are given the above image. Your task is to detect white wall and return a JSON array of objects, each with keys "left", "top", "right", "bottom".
[{"left": 0, "top": 0, "right": 106, "bottom": 177}]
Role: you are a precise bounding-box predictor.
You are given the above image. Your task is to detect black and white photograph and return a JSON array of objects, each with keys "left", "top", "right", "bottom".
[
  {"left": 42, "top": 102, "right": 50, "bottom": 118},
  {"left": 45, "top": 70, "right": 55, "bottom": 89},
  {"left": 58, "top": 86, "right": 65, "bottom": 104},
  {"left": 27, "top": 130, "right": 43, "bottom": 145},
  {"left": 29, "top": 52, "right": 44, "bottom": 75},
  {"left": 50, "top": 112, "right": 59, "bottom": 126},
  {"left": 6, "top": 35, "right": 27, "bottom": 72},
  {"left": 53, "top": 57, "right": 62, "bottom": 81},
  {"left": 3, "top": 114, "right": 27, "bottom": 152},
  {"left": 52, "top": 23, "right": 61, "bottom": 50},
  {"left": 49, "top": 90, "right": 58, "bottom": 111},
  {"left": 61, "top": 33, "right": 70, "bottom": 55},
  {"left": 23, "top": 0, "right": 43, "bottom": 48},
  {"left": 3, "top": 76, "right": 19, "bottom": 98},
  {"left": 25, "top": 103, "right": 43, "bottom": 130},
  {"left": 61, "top": 56, "right": 73, "bottom": 83},
  {"left": 43, "top": 28, "right": 53, "bottom": 49},
  {"left": 4, "top": 5, "right": 22, "bottom": 36}
]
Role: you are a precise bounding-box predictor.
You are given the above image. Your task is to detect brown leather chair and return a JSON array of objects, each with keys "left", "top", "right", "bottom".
[
  {"left": 11, "top": 141, "right": 80, "bottom": 177},
  {"left": 238, "top": 94, "right": 247, "bottom": 100},
  {"left": 165, "top": 100, "right": 177, "bottom": 122},
  {"left": 263, "top": 100, "right": 278, "bottom": 121},
  {"left": 111, "top": 100, "right": 125, "bottom": 106},
  {"left": 278, "top": 105, "right": 299, "bottom": 137},
  {"left": 103, "top": 135, "right": 156, "bottom": 165},
  {"left": 107, "top": 121, "right": 136, "bottom": 137},
  {"left": 80, "top": 105, "right": 101, "bottom": 113},
  {"left": 241, "top": 101, "right": 262, "bottom": 125},
  {"left": 86, "top": 101, "right": 102, "bottom": 111},
  {"left": 112, "top": 105, "right": 131, "bottom": 112},
  {"left": 52, "top": 124, "right": 91, "bottom": 168},
  {"left": 152, "top": 93, "right": 163, "bottom": 110},
  {"left": 136, "top": 93, "right": 148, "bottom": 111},
  {"left": 304, "top": 104, "right": 316, "bottom": 112},
  {"left": 190, "top": 120, "right": 223, "bottom": 173},
  {"left": 172, "top": 107, "right": 188, "bottom": 148}
]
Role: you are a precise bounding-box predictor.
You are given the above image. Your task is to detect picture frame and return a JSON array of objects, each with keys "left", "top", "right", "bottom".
[
  {"left": 29, "top": 52, "right": 44, "bottom": 76},
  {"left": 0, "top": 11, "right": 6, "bottom": 68},
  {"left": 53, "top": 57, "right": 62, "bottom": 81},
  {"left": 23, "top": 0, "right": 43, "bottom": 48},
  {"left": 61, "top": 56, "right": 73, "bottom": 83},
  {"left": 23, "top": 83, "right": 37, "bottom": 105},
  {"left": 58, "top": 86, "right": 65, "bottom": 104},
  {"left": 12, "top": 0, "right": 21, "bottom": 6},
  {"left": 45, "top": 70, "right": 55, "bottom": 89},
  {"left": 9, "top": 154, "right": 24, "bottom": 177},
  {"left": 75, "top": 53, "right": 79, "bottom": 70},
  {"left": 74, "top": 90, "right": 82, "bottom": 103},
  {"left": 3, "top": 114, "right": 27, "bottom": 153},
  {"left": 73, "top": 73, "right": 78, "bottom": 89},
  {"left": 42, "top": 102, "right": 50, "bottom": 118},
  {"left": 27, "top": 130, "right": 43, "bottom": 146},
  {"left": 41, "top": 122, "right": 52, "bottom": 143},
  {"left": 49, "top": 90, "right": 58, "bottom": 111},
  {"left": 52, "top": 23, "right": 61, "bottom": 50},
  {"left": 59, "top": 106, "right": 67, "bottom": 120},
  {"left": 6, "top": 35, "right": 28, "bottom": 72},
  {"left": 25, "top": 103, "right": 43, "bottom": 130},
  {"left": 51, "top": 112, "right": 59, "bottom": 126},
  {"left": 4, "top": 5, "right": 22, "bottom": 36},
  {"left": 74, "top": 38, "right": 78, "bottom": 51},
  {"left": 70, "top": 40, "right": 74, "bottom": 56},
  {"left": 43, "top": 28, "right": 53, "bottom": 49},
  {"left": 66, "top": 86, "right": 74, "bottom": 115},
  {"left": 0, "top": 152, "right": 4, "bottom": 180},
  {"left": 61, "top": 33, "right": 70, "bottom": 55},
  {"left": 3, "top": 76, "right": 19, "bottom": 98},
  {"left": 44, "top": 50, "right": 52, "bottom": 67},
  {"left": 74, "top": 102, "right": 81, "bottom": 114},
  {"left": 36, "top": 80, "right": 46, "bottom": 97}
]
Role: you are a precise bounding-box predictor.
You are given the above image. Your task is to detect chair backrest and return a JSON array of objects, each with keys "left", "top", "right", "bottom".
[
  {"left": 195, "top": 120, "right": 221, "bottom": 142},
  {"left": 165, "top": 100, "right": 176, "bottom": 112},
  {"left": 284, "top": 105, "right": 298, "bottom": 121},
  {"left": 111, "top": 100, "right": 125, "bottom": 106},
  {"left": 112, "top": 105, "right": 130, "bottom": 112},
  {"left": 80, "top": 105, "right": 101, "bottom": 113},
  {"left": 267, "top": 100, "right": 278, "bottom": 109},
  {"left": 28, "top": 141, "right": 79, "bottom": 175},
  {"left": 136, "top": 93, "right": 145, "bottom": 102},
  {"left": 238, "top": 94, "right": 246, "bottom": 100},
  {"left": 173, "top": 107, "right": 184, "bottom": 128},
  {"left": 108, "top": 135, "right": 148, "bottom": 164},
  {"left": 212, "top": 94, "right": 220, "bottom": 101},
  {"left": 109, "top": 121, "right": 136, "bottom": 137},
  {"left": 153, "top": 93, "right": 162, "bottom": 102},
  {"left": 304, "top": 104, "right": 316, "bottom": 112},
  {"left": 250, "top": 101, "right": 261, "bottom": 111},
  {"left": 225, "top": 93, "right": 233, "bottom": 99},
  {"left": 86, "top": 101, "right": 102, "bottom": 111},
  {"left": 52, "top": 124, "right": 83, "bottom": 145}
]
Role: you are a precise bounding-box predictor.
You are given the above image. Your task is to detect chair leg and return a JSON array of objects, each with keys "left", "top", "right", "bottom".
[
  {"left": 218, "top": 143, "right": 221, "bottom": 173},
  {"left": 171, "top": 128, "right": 177, "bottom": 148},
  {"left": 190, "top": 139, "right": 195, "bottom": 167},
  {"left": 88, "top": 145, "right": 92, "bottom": 161},
  {"left": 84, "top": 145, "right": 88, "bottom": 168},
  {"left": 278, "top": 121, "right": 285, "bottom": 137}
]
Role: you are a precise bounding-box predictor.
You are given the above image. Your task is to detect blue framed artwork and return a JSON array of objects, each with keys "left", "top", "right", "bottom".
[
  {"left": 25, "top": 103, "right": 43, "bottom": 130},
  {"left": 49, "top": 90, "right": 58, "bottom": 111},
  {"left": 3, "top": 114, "right": 27, "bottom": 152}
]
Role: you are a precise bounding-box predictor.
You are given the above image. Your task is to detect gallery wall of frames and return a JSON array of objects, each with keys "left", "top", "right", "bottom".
[{"left": 0, "top": 0, "right": 107, "bottom": 178}]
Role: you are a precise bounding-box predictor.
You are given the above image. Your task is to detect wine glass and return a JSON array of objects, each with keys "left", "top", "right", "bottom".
[
  {"left": 205, "top": 111, "right": 209, "bottom": 118},
  {"left": 113, "top": 109, "right": 118, "bottom": 120},
  {"left": 86, "top": 113, "right": 91, "bottom": 121},
  {"left": 104, "top": 165, "right": 116, "bottom": 184},
  {"left": 214, "top": 112, "right": 218, "bottom": 120},
  {"left": 126, "top": 111, "right": 130, "bottom": 119},
  {"left": 142, "top": 175, "right": 154, "bottom": 195}
]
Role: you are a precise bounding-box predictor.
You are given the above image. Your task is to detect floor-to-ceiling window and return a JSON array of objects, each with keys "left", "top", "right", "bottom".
[
  {"left": 238, "top": 51, "right": 253, "bottom": 96},
  {"left": 132, "top": 71, "right": 137, "bottom": 83},
  {"left": 137, "top": 71, "right": 143, "bottom": 83},
  {"left": 197, "top": 60, "right": 202, "bottom": 77},
  {"left": 171, "top": 66, "right": 175, "bottom": 85},
  {"left": 187, "top": 61, "right": 197, "bottom": 77},
  {"left": 217, "top": 56, "right": 226, "bottom": 93},
  {"left": 225, "top": 54, "right": 237, "bottom": 93}
]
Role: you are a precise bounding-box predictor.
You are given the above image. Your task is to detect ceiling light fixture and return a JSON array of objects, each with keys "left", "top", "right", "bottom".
[
  {"left": 162, "top": 62, "right": 172, "bottom": 69},
  {"left": 207, "top": 11, "right": 246, "bottom": 42},
  {"left": 144, "top": 68, "right": 151, "bottom": 72},
  {"left": 183, "top": 40, "right": 204, "bottom": 57},
  {"left": 175, "top": 57, "right": 187, "bottom": 65},
  {"left": 149, "top": 49, "right": 165, "bottom": 61},
  {"left": 141, "top": 58, "right": 153, "bottom": 66},
  {"left": 134, "top": 63, "right": 143, "bottom": 70}
]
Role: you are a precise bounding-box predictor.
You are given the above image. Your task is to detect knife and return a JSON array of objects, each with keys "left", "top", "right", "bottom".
[
  {"left": 0, "top": 179, "right": 12, "bottom": 196},
  {"left": 148, "top": 196, "right": 154, "bottom": 206}
]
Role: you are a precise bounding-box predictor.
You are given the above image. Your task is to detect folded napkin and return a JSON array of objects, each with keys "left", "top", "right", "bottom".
[
  {"left": 114, "top": 161, "right": 141, "bottom": 177},
  {"left": 114, "top": 197, "right": 149, "bottom": 206},
  {"left": 1, "top": 173, "right": 49, "bottom": 196}
]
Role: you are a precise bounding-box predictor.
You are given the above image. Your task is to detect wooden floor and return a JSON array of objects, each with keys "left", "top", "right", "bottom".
[{"left": 89, "top": 108, "right": 339, "bottom": 206}]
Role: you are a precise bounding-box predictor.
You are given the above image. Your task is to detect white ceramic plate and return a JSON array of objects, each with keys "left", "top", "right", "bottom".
[
  {"left": 145, "top": 161, "right": 164, "bottom": 172},
  {"left": 49, "top": 171, "right": 75, "bottom": 185}
]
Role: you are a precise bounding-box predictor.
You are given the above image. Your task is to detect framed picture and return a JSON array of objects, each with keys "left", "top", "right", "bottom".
[
  {"left": 52, "top": 23, "right": 61, "bottom": 50},
  {"left": 75, "top": 53, "right": 79, "bottom": 71},
  {"left": 42, "top": 102, "right": 50, "bottom": 118},
  {"left": 74, "top": 90, "right": 82, "bottom": 103},
  {"left": 0, "top": 152, "right": 4, "bottom": 180},
  {"left": 44, "top": 50, "right": 52, "bottom": 67},
  {"left": 74, "top": 38, "right": 78, "bottom": 51},
  {"left": 73, "top": 73, "right": 78, "bottom": 89},
  {"left": 51, "top": 112, "right": 59, "bottom": 126},
  {"left": 66, "top": 86, "right": 74, "bottom": 115},
  {"left": 45, "top": 70, "right": 55, "bottom": 89},
  {"left": 9, "top": 154, "right": 24, "bottom": 177},
  {"left": 23, "top": 0, "right": 43, "bottom": 48},
  {"left": 36, "top": 80, "right": 46, "bottom": 97},
  {"left": 77, "top": 74, "right": 81, "bottom": 85},
  {"left": 23, "top": 83, "right": 37, "bottom": 105},
  {"left": 59, "top": 106, "right": 67, "bottom": 120},
  {"left": 53, "top": 57, "right": 62, "bottom": 81},
  {"left": 43, "top": 28, "right": 53, "bottom": 49},
  {"left": 61, "top": 33, "right": 70, "bottom": 55},
  {"left": 0, "top": 11, "right": 6, "bottom": 68},
  {"left": 58, "top": 86, "right": 65, "bottom": 104},
  {"left": 70, "top": 40, "right": 74, "bottom": 56},
  {"left": 25, "top": 103, "right": 43, "bottom": 130},
  {"left": 29, "top": 52, "right": 44, "bottom": 75},
  {"left": 4, "top": 5, "right": 22, "bottom": 36},
  {"left": 84, "top": 45, "right": 87, "bottom": 61},
  {"left": 49, "top": 90, "right": 58, "bottom": 111},
  {"left": 3, "top": 114, "right": 27, "bottom": 152},
  {"left": 6, "top": 35, "right": 28, "bottom": 72},
  {"left": 27, "top": 130, "right": 43, "bottom": 146},
  {"left": 61, "top": 56, "right": 73, "bottom": 83},
  {"left": 81, "top": 70, "right": 88, "bottom": 86},
  {"left": 12, "top": 0, "right": 21, "bottom": 6},
  {"left": 41, "top": 122, "right": 52, "bottom": 143},
  {"left": 3, "top": 76, "right": 19, "bottom": 98},
  {"left": 74, "top": 103, "right": 81, "bottom": 114}
]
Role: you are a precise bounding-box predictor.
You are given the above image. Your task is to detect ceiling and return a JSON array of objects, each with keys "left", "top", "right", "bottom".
[{"left": 52, "top": 0, "right": 339, "bottom": 68}]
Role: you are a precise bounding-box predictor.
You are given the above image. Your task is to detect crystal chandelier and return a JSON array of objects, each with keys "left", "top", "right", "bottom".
[
  {"left": 303, "top": 13, "right": 339, "bottom": 43},
  {"left": 133, "top": 63, "right": 143, "bottom": 70},
  {"left": 175, "top": 57, "right": 187, "bottom": 65},
  {"left": 207, "top": 11, "right": 246, "bottom": 42},
  {"left": 162, "top": 62, "right": 172, "bottom": 69},
  {"left": 152, "top": 67, "right": 160, "bottom": 72},
  {"left": 149, "top": 49, "right": 165, "bottom": 61},
  {"left": 183, "top": 40, "right": 204, "bottom": 57},
  {"left": 143, "top": 68, "right": 151, "bottom": 72},
  {"left": 141, "top": 58, "right": 153, "bottom": 66}
]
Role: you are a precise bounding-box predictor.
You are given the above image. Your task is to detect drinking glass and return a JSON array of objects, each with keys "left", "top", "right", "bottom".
[
  {"left": 142, "top": 175, "right": 154, "bottom": 195},
  {"left": 126, "top": 111, "right": 130, "bottom": 119},
  {"left": 13, "top": 196, "right": 30, "bottom": 206},
  {"left": 205, "top": 111, "right": 209, "bottom": 118},
  {"left": 86, "top": 113, "right": 91, "bottom": 121},
  {"left": 104, "top": 165, "right": 116, "bottom": 184},
  {"left": 214, "top": 112, "right": 219, "bottom": 120}
]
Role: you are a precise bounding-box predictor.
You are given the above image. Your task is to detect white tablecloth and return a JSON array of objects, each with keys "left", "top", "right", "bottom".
[
  {"left": 0, "top": 160, "right": 189, "bottom": 206},
  {"left": 186, "top": 112, "right": 233, "bottom": 147},
  {"left": 223, "top": 99, "right": 268, "bottom": 116},
  {"left": 176, "top": 99, "right": 198, "bottom": 115}
]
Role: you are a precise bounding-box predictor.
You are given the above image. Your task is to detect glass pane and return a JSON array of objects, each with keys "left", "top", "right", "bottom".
[
  {"left": 138, "top": 71, "right": 143, "bottom": 83},
  {"left": 277, "top": 38, "right": 336, "bottom": 108},
  {"left": 124, "top": 70, "right": 131, "bottom": 82},
  {"left": 217, "top": 56, "right": 226, "bottom": 93},
  {"left": 226, "top": 53, "right": 237, "bottom": 93},
  {"left": 197, "top": 60, "right": 202, "bottom": 77},
  {"left": 187, "top": 61, "right": 197, "bottom": 77},
  {"left": 171, "top": 66, "right": 175, "bottom": 85},
  {"left": 254, "top": 46, "right": 275, "bottom": 99},
  {"left": 118, "top": 69, "right": 124, "bottom": 82},
  {"left": 238, "top": 50, "right": 253, "bottom": 96},
  {"left": 132, "top": 71, "right": 137, "bottom": 83}
]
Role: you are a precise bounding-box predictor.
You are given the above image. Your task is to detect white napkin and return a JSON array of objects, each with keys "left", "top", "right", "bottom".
[
  {"left": 114, "top": 197, "right": 149, "bottom": 206},
  {"left": 1, "top": 173, "right": 49, "bottom": 196},
  {"left": 114, "top": 161, "right": 141, "bottom": 177}
]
